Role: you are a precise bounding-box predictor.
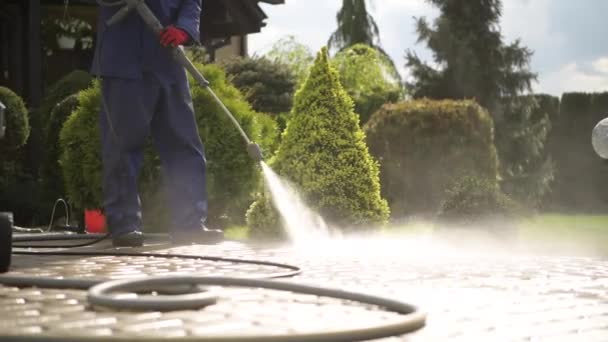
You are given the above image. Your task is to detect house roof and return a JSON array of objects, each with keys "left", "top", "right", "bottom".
[{"left": 38, "top": 0, "right": 284, "bottom": 39}]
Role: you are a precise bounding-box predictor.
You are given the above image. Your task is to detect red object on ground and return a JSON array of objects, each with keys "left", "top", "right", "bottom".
[{"left": 85, "top": 209, "right": 107, "bottom": 233}]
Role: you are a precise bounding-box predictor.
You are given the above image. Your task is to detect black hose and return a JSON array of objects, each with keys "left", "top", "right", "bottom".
[
  {"left": 11, "top": 249, "right": 302, "bottom": 279},
  {"left": 12, "top": 233, "right": 111, "bottom": 248},
  {"left": 0, "top": 274, "right": 426, "bottom": 342}
]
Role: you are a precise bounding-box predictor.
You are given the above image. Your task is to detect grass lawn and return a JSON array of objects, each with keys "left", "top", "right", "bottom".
[
  {"left": 224, "top": 225, "right": 249, "bottom": 241},
  {"left": 518, "top": 214, "right": 608, "bottom": 250},
  {"left": 225, "top": 214, "right": 608, "bottom": 255}
]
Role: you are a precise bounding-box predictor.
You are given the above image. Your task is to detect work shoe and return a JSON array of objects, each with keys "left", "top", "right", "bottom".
[
  {"left": 171, "top": 226, "right": 224, "bottom": 245},
  {"left": 112, "top": 231, "right": 144, "bottom": 247}
]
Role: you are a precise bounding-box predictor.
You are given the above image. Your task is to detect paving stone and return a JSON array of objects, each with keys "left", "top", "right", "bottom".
[{"left": 2, "top": 239, "right": 608, "bottom": 340}]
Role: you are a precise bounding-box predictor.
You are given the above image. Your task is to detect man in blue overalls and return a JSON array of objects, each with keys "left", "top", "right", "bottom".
[{"left": 92, "top": 0, "right": 223, "bottom": 247}]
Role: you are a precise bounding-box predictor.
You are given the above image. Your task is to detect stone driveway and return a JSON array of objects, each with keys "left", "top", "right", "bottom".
[{"left": 1, "top": 234, "right": 607, "bottom": 341}]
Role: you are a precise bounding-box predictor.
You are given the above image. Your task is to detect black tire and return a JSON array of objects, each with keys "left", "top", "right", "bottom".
[{"left": 0, "top": 212, "right": 12, "bottom": 273}]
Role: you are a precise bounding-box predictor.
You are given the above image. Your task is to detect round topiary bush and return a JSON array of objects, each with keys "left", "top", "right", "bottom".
[
  {"left": 437, "top": 175, "right": 525, "bottom": 235},
  {"left": 60, "top": 64, "right": 276, "bottom": 229},
  {"left": 246, "top": 47, "right": 390, "bottom": 240},
  {"left": 0, "top": 87, "right": 34, "bottom": 225},
  {"left": 364, "top": 99, "right": 499, "bottom": 219},
  {"left": 0, "top": 86, "right": 29, "bottom": 151}
]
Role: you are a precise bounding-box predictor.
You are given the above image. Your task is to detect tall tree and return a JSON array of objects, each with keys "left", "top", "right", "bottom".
[
  {"left": 328, "top": 0, "right": 380, "bottom": 52},
  {"left": 266, "top": 36, "right": 314, "bottom": 85},
  {"left": 405, "top": 0, "right": 553, "bottom": 208},
  {"left": 329, "top": 0, "right": 403, "bottom": 94}
]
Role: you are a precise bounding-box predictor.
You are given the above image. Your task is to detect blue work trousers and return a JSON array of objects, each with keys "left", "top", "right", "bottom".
[{"left": 99, "top": 73, "right": 207, "bottom": 236}]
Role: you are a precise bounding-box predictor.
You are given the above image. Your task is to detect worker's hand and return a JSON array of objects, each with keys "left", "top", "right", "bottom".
[{"left": 159, "top": 26, "right": 190, "bottom": 47}]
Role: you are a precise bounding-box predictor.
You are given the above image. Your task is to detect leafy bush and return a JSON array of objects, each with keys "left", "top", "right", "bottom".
[
  {"left": 332, "top": 44, "right": 403, "bottom": 125},
  {"left": 221, "top": 56, "right": 296, "bottom": 116},
  {"left": 60, "top": 64, "right": 276, "bottom": 229},
  {"left": 245, "top": 194, "right": 284, "bottom": 241},
  {"left": 364, "top": 99, "right": 499, "bottom": 218},
  {"left": 59, "top": 82, "right": 103, "bottom": 210},
  {"left": 247, "top": 47, "right": 390, "bottom": 239},
  {"left": 190, "top": 64, "right": 274, "bottom": 227},
  {"left": 0, "top": 86, "right": 29, "bottom": 151},
  {"left": 437, "top": 175, "right": 524, "bottom": 227},
  {"left": 0, "top": 87, "right": 34, "bottom": 225}
]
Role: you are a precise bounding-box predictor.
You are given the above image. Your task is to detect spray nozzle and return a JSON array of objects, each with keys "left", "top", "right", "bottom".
[{"left": 247, "top": 142, "right": 264, "bottom": 162}]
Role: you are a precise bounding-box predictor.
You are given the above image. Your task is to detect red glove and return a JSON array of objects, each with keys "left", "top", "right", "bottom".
[{"left": 160, "top": 26, "right": 190, "bottom": 47}]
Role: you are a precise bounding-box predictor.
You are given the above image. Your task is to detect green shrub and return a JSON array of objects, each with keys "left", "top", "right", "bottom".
[
  {"left": 247, "top": 47, "right": 390, "bottom": 238},
  {"left": 332, "top": 44, "right": 403, "bottom": 125},
  {"left": 190, "top": 64, "right": 271, "bottom": 227},
  {"left": 0, "top": 86, "right": 29, "bottom": 151},
  {"left": 59, "top": 82, "right": 103, "bottom": 210},
  {"left": 59, "top": 64, "right": 274, "bottom": 229},
  {"left": 0, "top": 87, "right": 34, "bottom": 225},
  {"left": 245, "top": 194, "right": 284, "bottom": 241},
  {"left": 221, "top": 56, "right": 296, "bottom": 116},
  {"left": 437, "top": 175, "right": 524, "bottom": 227},
  {"left": 364, "top": 99, "right": 499, "bottom": 218}
]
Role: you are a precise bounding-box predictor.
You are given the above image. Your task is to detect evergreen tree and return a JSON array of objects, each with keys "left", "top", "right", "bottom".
[
  {"left": 328, "top": 0, "right": 402, "bottom": 85},
  {"left": 405, "top": 0, "right": 552, "bottom": 207},
  {"left": 329, "top": 0, "right": 380, "bottom": 51}
]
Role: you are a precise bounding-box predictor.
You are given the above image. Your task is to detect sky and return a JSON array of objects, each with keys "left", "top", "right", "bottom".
[{"left": 248, "top": 0, "right": 608, "bottom": 97}]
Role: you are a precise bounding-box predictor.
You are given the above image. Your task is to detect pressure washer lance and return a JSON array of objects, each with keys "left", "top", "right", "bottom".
[{"left": 102, "top": 0, "right": 264, "bottom": 162}]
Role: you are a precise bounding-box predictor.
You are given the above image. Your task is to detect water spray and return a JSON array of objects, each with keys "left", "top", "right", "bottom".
[{"left": 100, "top": 0, "right": 263, "bottom": 162}]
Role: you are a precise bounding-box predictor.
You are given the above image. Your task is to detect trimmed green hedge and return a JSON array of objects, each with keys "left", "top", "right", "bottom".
[
  {"left": 364, "top": 99, "right": 499, "bottom": 218},
  {"left": 60, "top": 64, "right": 277, "bottom": 229},
  {"left": 548, "top": 92, "right": 608, "bottom": 212},
  {"left": 246, "top": 47, "right": 389, "bottom": 239}
]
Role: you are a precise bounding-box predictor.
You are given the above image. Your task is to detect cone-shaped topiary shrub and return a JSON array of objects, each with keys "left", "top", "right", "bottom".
[
  {"left": 247, "top": 47, "right": 390, "bottom": 239},
  {"left": 364, "top": 99, "right": 499, "bottom": 219},
  {"left": 60, "top": 64, "right": 277, "bottom": 229}
]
